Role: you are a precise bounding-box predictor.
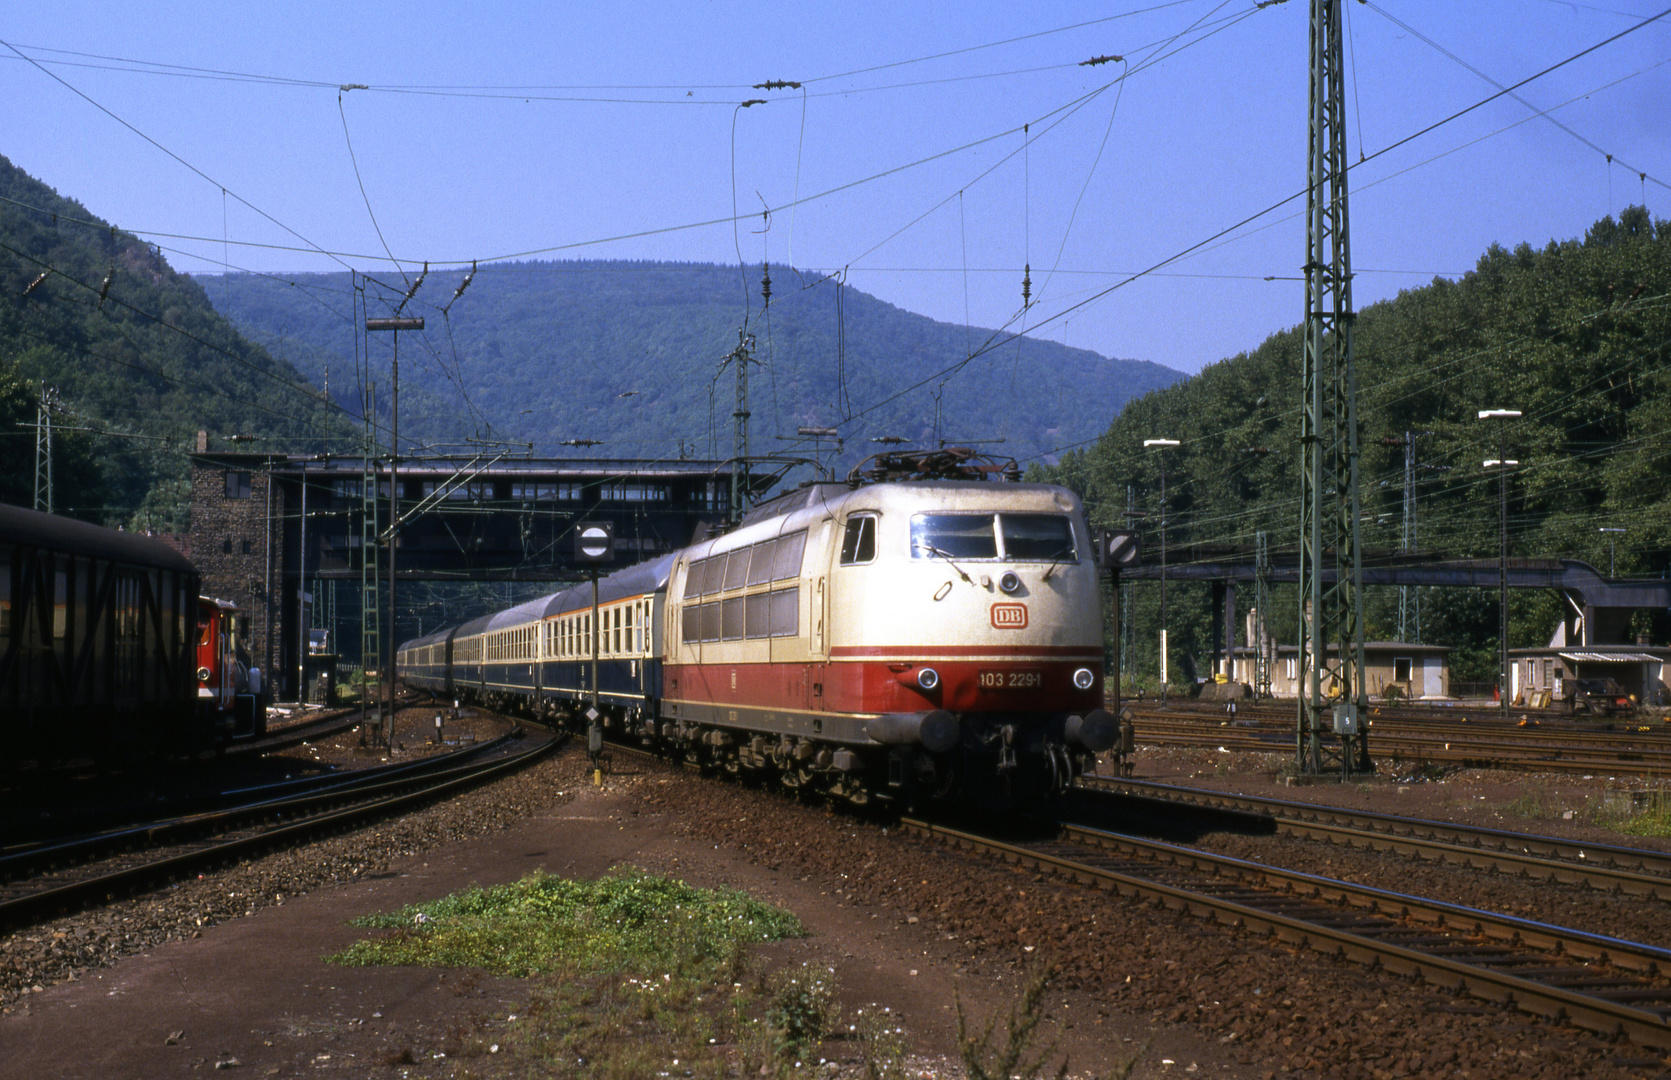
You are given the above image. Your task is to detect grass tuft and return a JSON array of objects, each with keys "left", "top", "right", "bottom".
[
  {"left": 327, "top": 867, "right": 884, "bottom": 1077},
  {"left": 329, "top": 867, "right": 803, "bottom": 978}
]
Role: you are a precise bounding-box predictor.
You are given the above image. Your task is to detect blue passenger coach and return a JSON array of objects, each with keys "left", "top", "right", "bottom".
[{"left": 399, "top": 554, "right": 673, "bottom": 736}]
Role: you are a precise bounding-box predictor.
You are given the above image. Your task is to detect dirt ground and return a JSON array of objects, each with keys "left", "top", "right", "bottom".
[
  {"left": 0, "top": 741, "right": 1237, "bottom": 1080},
  {"left": 8, "top": 715, "right": 1671, "bottom": 1080}
]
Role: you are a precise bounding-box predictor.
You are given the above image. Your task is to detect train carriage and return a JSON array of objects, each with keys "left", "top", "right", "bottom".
[
  {"left": 396, "top": 626, "right": 455, "bottom": 697},
  {"left": 1, "top": 502, "right": 202, "bottom": 757},
  {"left": 534, "top": 554, "right": 672, "bottom": 727},
  {"left": 400, "top": 461, "right": 1116, "bottom": 809},
  {"left": 448, "top": 613, "right": 495, "bottom": 701}
]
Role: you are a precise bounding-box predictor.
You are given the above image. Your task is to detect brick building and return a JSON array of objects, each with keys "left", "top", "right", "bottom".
[{"left": 189, "top": 432, "right": 287, "bottom": 691}]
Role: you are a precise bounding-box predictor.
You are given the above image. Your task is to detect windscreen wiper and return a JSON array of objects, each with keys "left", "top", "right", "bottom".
[{"left": 921, "top": 543, "right": 974, "bottom": 584}]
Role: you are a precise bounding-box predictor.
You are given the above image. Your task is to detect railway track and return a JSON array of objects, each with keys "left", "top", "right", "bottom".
[
  {"left": 1132, "top": 708, "right": 1671, "bottom": 776},
  {"left": 1078, "top": 775, "right": 1671, "bottom": 901},
  {"left": 905, "top": 816, "right": 1671, "bottom": 1053},
  {"left": 0, "top": 730, "right": 555, "bottom": 930}
]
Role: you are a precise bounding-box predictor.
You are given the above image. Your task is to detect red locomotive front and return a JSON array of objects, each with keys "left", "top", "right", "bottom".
[{"left": 197, "top": 596, "right": 263, "bottom": 738}]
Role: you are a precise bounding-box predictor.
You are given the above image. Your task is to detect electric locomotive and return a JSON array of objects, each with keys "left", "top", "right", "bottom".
[{"left": 398, "top": 452, "right": 1115, "bottom": 808}]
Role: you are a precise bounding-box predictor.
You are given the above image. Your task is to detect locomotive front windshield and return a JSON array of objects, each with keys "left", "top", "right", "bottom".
[{"left": 910, "top": 513, "right": 1076, "bottom": 562}]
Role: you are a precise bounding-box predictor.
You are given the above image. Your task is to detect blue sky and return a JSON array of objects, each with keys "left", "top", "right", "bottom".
[{"left": 3, "top": 1, "right": 1667, "bottom": 378}]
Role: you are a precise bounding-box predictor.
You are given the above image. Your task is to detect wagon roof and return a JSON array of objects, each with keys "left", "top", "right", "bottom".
[
  {"left": 543, "top": 552, "right": 677, "bottom": 617},
  {"left": 0, "top": 501, "right": 195, "bottom": 575}
]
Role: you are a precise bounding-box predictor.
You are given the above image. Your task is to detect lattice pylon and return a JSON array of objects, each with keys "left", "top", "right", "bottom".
[{"left": 1297, "top": 0, "right": 1369, "bottom": 773}]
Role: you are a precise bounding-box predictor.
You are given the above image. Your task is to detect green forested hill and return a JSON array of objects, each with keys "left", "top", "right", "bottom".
[
  {"left": 0, "top": 154, "right": 344, "bottom": 528},
  {"left": 1043, "top": 208, "right": 1671, "bottom": 684},
  {"left": 205, "top": 261, "right": 1184, "bottom": 469}
]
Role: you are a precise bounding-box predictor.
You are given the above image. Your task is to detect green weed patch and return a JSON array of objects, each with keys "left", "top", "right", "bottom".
[{"left": 330, "top": 867, "right": 803, "bottom": 977}]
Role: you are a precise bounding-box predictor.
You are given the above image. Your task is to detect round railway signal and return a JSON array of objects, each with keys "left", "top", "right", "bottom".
[{"left": 575, "top": 521, "right": 614, "bottom": 563}]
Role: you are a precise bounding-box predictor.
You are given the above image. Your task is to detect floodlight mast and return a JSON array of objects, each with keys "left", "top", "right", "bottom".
[
  {"left": 1143, "top": 439, "right": 1180, "bottom": 703},
  {"left": 1479, "top": 409, "right": 1522, "bottom": 718}
]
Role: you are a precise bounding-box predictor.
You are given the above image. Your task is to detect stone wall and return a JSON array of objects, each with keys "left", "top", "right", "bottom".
[{"left": 188, "top": 456, "right": 286, "bottom": 690}]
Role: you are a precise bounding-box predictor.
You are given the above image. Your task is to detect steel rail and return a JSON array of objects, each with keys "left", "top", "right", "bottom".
[
  {"left": 1078, "top": 775, "right": 1671, "bottom": 901},
  {"left": 0, "top": 733, "right": 522, "bottom": 877},
  {"left": 0, "top": 734, "right": 555, "bottom": 929},
  {"left": 1130, "top": 723, "right": 1671, "bottom": 776},
  {"left": 902, "top": 817, "right": 1671, "bottom": 1052}
]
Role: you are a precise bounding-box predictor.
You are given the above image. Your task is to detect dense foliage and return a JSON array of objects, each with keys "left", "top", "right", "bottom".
[
  {"left": 1041, "top": 208, "right": 1671, "bottom": 683},
  {"left": 0, "top": 155, "right": 347, "bottom": 527},
  {"left": 207, "top": 261, "right": 1184, "bottom": 473}
]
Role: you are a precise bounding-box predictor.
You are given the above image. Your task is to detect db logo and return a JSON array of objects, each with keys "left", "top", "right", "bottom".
[{"left": 990, "top": 603, "right": 1029, "bottom": 629}]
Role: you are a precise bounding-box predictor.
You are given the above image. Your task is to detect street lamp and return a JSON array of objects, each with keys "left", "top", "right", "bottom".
[
  {"left": 1144, "top": 438, "right": 1181, "bottom": 703},
  {"left": 1479, "top": 409, "right": 1521, "bottom": 718},
  {"left": 1599, "top": 527, "right": 1626, "bottom": 577}
]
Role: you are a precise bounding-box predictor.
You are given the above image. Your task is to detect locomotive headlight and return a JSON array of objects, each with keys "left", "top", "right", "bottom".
[
  {"left": 196, "top": 667, "right": 212, "bottom": 682},
  {"left": 1072, "top": 667, "right": 1096, "bottom": 691},
  {"left": 998, "top": 571, "right": 1021, "bottom": 594},
  {"left": 917, "top": 667, "right": 941, "bottom": 691}
]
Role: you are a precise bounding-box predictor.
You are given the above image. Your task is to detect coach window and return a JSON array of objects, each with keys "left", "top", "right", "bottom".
[
  {"left": 53, "top": 566, "right": 67, "bottom": 639},
  {"left": 225, "top": 471, "right": 252, "bottom": 499},
  {"left": 840, "top": 515, "right": 878, "bottom": 565}
]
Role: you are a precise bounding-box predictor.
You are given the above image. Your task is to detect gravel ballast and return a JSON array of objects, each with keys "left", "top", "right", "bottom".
[{"left": 5, "top": 721, "right": 1671, "bottom": 1078}]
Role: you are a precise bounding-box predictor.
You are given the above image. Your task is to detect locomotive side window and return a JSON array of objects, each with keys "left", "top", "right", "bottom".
[
  {"left": 698, "top": 602, "right": 721, "bottom": 642},
  {"left": 911, "top": 514, "right": 997, "bottom": 560},
  {"left": 745, "top": 592, "right": 771, "bottom": 638},
  {"left": 681, "top": 604, "right": 699, "bottom": 644},
  {"left": 746, "top": 538, "right": 778, "bottom": 585},
  {"left": 722, "top": 549, "right": 750, "bottom": 591},
  {"left": 769, "top": 587, "right": 799, "bottom": 636},
  {"left": 998, "top": 514, "right": 1077, "bottom": 561},
  {"left": 840, "top": 515, "right": 877, "bottom": 565},
  {"left": 772, "top": 530, "right": 807, "bottom": 580},
  {"left": 686, "top": 558, "right": 711, "bottom": 597},
  {"left": 720, "top": 597, "right": 745, "bottom": 640}
]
